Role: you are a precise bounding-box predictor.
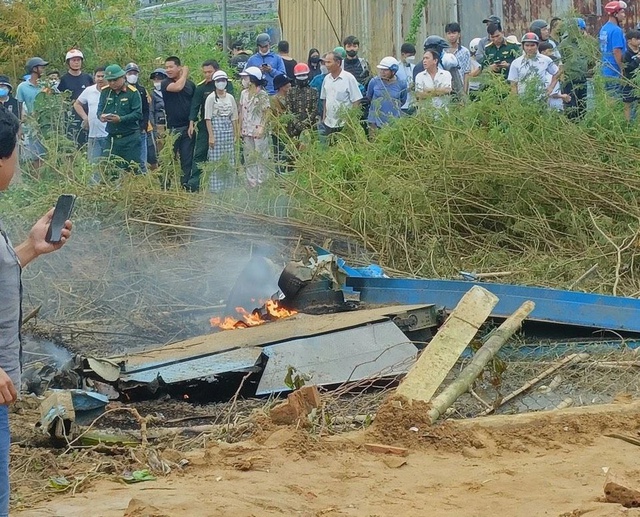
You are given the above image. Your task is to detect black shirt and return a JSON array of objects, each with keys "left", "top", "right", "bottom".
[
  {"left": 0, "top": 97, "right": 21, "bottom": 119},
  {"left": 344, "top": 56, "right": 370, "bottom": 86},
  {"left": 58, "top": 72, "right": 93, "bottom": 100},
  {"left": 282, "top": 58, "right": 298, "bottom": 80},
  {"left": 133, "top": 83, "right": 150, "bottom": 131},
  {"left": 623, "top": 46, "right": 640, "bottom": 80},
  {"left": 161, "top": 78, "right": 195, "bottom": 128},
  {"left": 230, "top": 52, "right": 251, "bottom": 77}
]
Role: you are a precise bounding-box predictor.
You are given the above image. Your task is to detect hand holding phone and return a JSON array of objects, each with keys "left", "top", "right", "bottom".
[{"left": 46, "top": 194, "right": 76, "bottom": 243}]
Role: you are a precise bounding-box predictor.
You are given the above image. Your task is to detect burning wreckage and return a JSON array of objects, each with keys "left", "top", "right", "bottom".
[
  {"left": 68, "top": 253, "right": 439, "bottom": 402},
  {"left": 38, "top": 249, "right": 640, "bottom": 411}
]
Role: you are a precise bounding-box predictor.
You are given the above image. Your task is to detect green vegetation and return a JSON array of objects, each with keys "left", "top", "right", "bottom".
[
  {"left": 0, "top": 0, "right": 274, "bottom": 83},
  {"left": 406, "top": 0, "right": 429, "bottom": 46},
  {"left": 2, "top": 3, "right": 640, "bottom": 298},
  {"left": 275, "top": 79, "right": 640, "bottom": 295}
]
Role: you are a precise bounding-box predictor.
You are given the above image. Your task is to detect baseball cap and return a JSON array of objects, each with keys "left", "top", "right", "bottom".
[
  {"left": 482, "top": 15, "right": 501, "bottom": 24},
  {"left": 104, "top": 64, "right": 126, "bottom": 81},
  {"left": 150, "top": 68, "right": 167, "bottom": 79},
  {"left": 333, "top": 46, "right": 347, "bottom": 59},
  {"left": 273, "top": 74, "right": 291, "bottom": 90},
  {"left": 0, "top": 75, "right": 12, "bottom": 90},
  {"left": 256, "top": 33, "right": 270, "bottom": 46}
]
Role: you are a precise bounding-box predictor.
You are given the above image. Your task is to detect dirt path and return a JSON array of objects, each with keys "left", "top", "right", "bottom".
[{"left": 15, "top": 424, "right": 640, "bottom": 517}]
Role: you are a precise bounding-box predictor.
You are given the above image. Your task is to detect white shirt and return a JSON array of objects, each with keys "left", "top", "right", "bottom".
[
  {"left": 204, "top": 92, "right": 238, "bottom": 121},
  {"left": 468, "top": 59, "right": 481, "bottom": 92},
  {"left": 396, "top": 60, "right": 415, "bottom": 110},
  {"left": 320, "top": 69, "right": 363, "bottom": 128},
  {"left": 546, "top": 74, "right": 564, "bottom": 111},
  {"left": 76, "top": 85, "right": 108, "bottom": 138},
  {"left": 414, "top": 68, "right": 452, "bottom": 109},
  {"left": 507, "top": 53, "right": 559, "bottom": 95}
]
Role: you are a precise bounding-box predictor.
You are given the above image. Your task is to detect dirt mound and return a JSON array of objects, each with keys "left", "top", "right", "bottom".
[
  {"left": 369, "top": 394, "right": 480, "bottom": 452},
  {"left": 368, "top": 395, "right": 640, "bottom": 454}
]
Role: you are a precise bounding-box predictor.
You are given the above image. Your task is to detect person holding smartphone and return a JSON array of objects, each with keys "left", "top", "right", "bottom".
[
  {"left": 97, "top": 64, "right": 142, "bottom": 172},
  {"left": 244, "top": 33, "right": 286, "bottom": 95},
  {"left": 0, "top": 107, "right": 72, "bottom": 517}
]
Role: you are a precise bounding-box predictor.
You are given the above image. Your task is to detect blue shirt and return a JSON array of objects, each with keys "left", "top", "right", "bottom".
[
  {"left": 15, "top": 81, "right": 42, "bottom": 113},
  {"left": 245, "top": 52, "right": 286, "bottom": 95},
  {"left": 366, "top": 76, "right": 407, "bottom": 127},
  {"left": 600, "top": 21, "right": 626, "bottom": 78},
  {"left": 310, "top": 73, "right": 327, "bottom": 116}
]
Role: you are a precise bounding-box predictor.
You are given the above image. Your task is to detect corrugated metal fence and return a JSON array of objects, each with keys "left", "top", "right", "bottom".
[
  {"left": 278, "top": 0, "right": 403, "bottom": 66},
  {"left": 279, "top": 0, "right": 640, "bottom": 67}
]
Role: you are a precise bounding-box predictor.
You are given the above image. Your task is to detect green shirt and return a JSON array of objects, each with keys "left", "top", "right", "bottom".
[
  {"left": 482, "top": 41, "right": 522, "bottom": 78},
  {"left": 189, "top": 79, "right": 235, "bottom": 124},
  {"left": 97, "top": 84, "right": 142, "bottom": 136}
]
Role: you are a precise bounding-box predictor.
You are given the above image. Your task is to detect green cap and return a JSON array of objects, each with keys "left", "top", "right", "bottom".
[
  {"left": 104, "top": 64, "right": 126, "bottom": 81},
  {"left": 333, "top": 46, "right": 347, "bottom": 59}
]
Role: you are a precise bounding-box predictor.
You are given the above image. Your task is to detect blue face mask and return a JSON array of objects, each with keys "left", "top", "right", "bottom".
[{"left": 0, "top": 87, "right": 9, "bottom": 97}]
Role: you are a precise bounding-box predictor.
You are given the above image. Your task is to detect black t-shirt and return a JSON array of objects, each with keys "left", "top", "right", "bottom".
[
  {"left": 230, "top": 53, "right": 251, "bottom": 77},
  {"left": 623, "top": 46, "right": 640, "bottom": 79},
  {"left": 0, "top": 97, "right": 21, "bottom": 119},
  {"left": 58, "top": 72, "right": 94, "bottom": 100},
  {"left": 161, "top": 78, "right": 195, "bottom": 128},
  {"left": 282, "top": 58, "right": 297, "bottom": 80}
]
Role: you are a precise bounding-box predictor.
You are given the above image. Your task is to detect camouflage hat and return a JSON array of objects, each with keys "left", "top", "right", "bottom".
[{"left": 104, "top": 64, "right": 126, "bottom": 81}]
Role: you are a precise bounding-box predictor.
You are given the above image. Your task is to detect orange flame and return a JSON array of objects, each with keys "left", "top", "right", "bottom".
[{"left": 210, "top": 300, "right": 297, "bottom": 331}]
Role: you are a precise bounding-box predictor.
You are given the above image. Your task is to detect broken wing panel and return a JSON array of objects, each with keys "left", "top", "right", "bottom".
[
  {"left": 257, "top": 320, "right": 418, "bottom": 395},
  {"left": 120, "top": 347, "right": 263, "bottom": 385}
]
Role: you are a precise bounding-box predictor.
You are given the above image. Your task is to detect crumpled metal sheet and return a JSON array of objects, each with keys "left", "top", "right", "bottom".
[
  {"left": 256, "top": 320, "right": 418, "bottom": 394},
  {"left": 120, "top": 347, "right": 263, "bottom": 385}
]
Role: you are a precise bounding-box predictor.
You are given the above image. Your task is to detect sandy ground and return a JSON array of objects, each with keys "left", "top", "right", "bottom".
[{"left": 14, "top": 401, "right": 640, "bottom": 517}]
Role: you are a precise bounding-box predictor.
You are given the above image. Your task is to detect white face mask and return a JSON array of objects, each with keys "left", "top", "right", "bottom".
[
  {"left": 215, "top": 80, "right": 227, "bottom": 90},
  {"left": 153, "top": 81, "right": 162, "bottom": 90},
  {"left": 241, "top": 77, "right": 251, "bottom": 88},
  {"left": 320, "top": 65, "right": 328, "bottom": 75},
  {"left": 406, "top": 55, "right": 416, "bottom": 65},
  {"left": 259, "top": 49, "right": 269, "bottom": 56},
  {"left": 126, "top": 74, "right": 138, "bottom": 84}
]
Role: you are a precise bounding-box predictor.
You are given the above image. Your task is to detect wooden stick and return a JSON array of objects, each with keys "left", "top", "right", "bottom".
[
  {"left": 469, "top": 388, "right": 493, "bottom": 409},
  {"left": 22, "top": 305, "right": 41, "bottom": 326},
  {"left": 478, "top": 352, "right": 590, "bottom": 416},
  {"left": 165, "top": 414, "right": 219, "bottom": 425},
  {"left": 473, "top": 271, "right": 515, "bottom": 279},
  {"left": 127, "top": 217, "right": 303, "bottom": 241},
  {"left": 568, "top": 263, "right": 599, "bottom": 290},
  {"left": 427, "top": 300, "right": 535, "bottom": 424},
  {"left": 605, "top": 433, "right": 640, "bottom": 447}
]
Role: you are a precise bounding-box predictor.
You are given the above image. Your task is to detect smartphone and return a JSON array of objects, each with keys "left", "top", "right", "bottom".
[{"left": 45, "top": 194, "right": 76, "bottom": 243}]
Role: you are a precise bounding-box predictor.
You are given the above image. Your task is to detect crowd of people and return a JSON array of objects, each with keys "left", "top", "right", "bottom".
[{"left": 0, "top": 0, "right": 636, "bottom": 192}]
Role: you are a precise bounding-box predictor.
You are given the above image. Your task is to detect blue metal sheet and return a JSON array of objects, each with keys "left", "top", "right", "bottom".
[
  {"left": 346, "top": 277, "right": 640, "bottom": 333},
  {"left": 121, "top": 347, "right": 262, "bottom": 385}
]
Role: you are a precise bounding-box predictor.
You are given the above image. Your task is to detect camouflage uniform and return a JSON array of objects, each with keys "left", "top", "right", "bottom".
[{"left": 97, "top": 83, "right": 142, "bottom": 169}]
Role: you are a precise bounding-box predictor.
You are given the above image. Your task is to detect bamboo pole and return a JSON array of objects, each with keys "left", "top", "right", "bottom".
[
  {"left": 427, "top": 300, "right": 535, "bottom": 424},
  {"left": 395, "top": 285, "right": 499, "bottom": 403}
]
